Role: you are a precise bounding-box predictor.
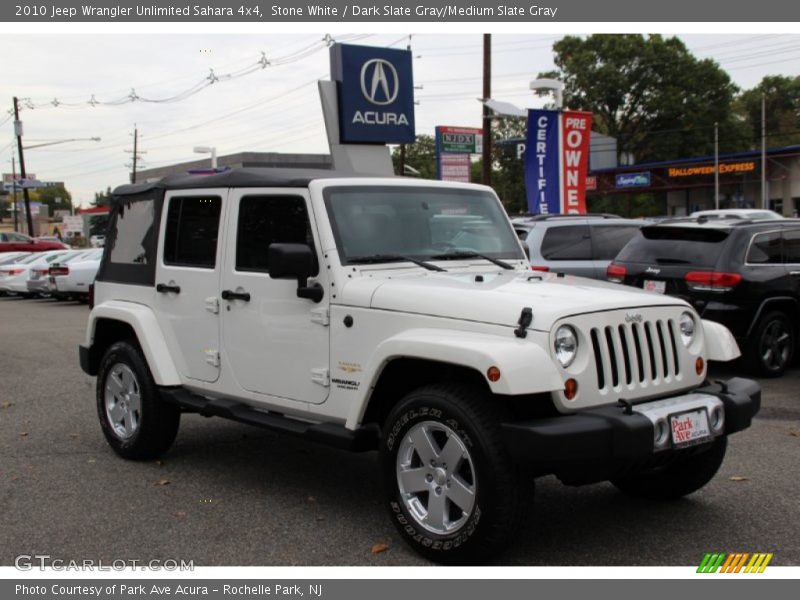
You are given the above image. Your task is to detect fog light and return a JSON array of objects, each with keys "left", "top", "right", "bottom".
[
  {"left": 710, "top": 406, "right": 725, "bottom": 433},
  {"left": 487, "top": 366, "right": 501, "bottom": 382},
  {"left": 696, "top": 357, "right": 705, "bottom": 375},
  {"left": 564, "top": 378, "right": 578, "bottom": 400},
  {"left": 654, "top": 419, "right": 669, "bottom": 447}
]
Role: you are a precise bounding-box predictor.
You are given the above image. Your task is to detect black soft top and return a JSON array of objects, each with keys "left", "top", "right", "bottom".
[{"left": 112, "top": 167, "right": 386, "bottom": 198}]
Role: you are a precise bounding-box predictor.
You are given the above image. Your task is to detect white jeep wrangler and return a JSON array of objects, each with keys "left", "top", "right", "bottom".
[{"left": 80, "top": 168, "right": 760, "bottom": 563}]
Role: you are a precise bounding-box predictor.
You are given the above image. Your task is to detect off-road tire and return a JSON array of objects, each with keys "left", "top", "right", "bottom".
[
  {"left": 381, "top": 383, "right": 532, "bottom": 564},
  {"left": 96, "top": 340, "right": 180, "bottom": 460}
]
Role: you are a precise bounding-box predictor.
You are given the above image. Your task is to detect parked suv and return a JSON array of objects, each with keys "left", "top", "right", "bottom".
[
  {"left": 80, "top": 168, "right": 759, "bottom": 563},
  {"left": 511, "top": 214, "right": 648, "bottom": 278},
  {"left": 609, "top": 217, "right": 800, "bottom": 376}
]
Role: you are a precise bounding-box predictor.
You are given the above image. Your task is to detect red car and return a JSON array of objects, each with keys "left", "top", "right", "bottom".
[{"left": 0, "top": 232, "right": 69, "bottom": 253}]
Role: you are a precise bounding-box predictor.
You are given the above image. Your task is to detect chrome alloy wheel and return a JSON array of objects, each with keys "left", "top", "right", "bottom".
[
  {"left": 760, "top": 319, "right": 791, "bottom": 371},
  {"left": 396, "top": 421, "right": 477, "bottom": 535},
  {"left": 104, "top": 363, "right": 142, "bottom": 440}
]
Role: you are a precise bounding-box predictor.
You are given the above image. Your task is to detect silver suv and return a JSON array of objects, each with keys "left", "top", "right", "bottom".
[{"left": 512, "top": 214, "right": 648, "bottom": 278}]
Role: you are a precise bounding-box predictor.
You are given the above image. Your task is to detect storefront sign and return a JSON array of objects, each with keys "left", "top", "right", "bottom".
[
  {"left": 436, "top": 126, "right": 483, "bottom": 154},
  {"left": 437, "top": 153, "right": 471, "bottom": 183},
  {"left": 668, "top": 161, "right": 756, "bottom": 178},
  {"left": 616, "top": 172, "right": 651, "bottom": 188}
]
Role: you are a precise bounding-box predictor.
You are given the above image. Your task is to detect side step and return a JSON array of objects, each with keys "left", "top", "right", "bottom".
[{"left": 159, "top": 387, "right": 378, "bottom": 452}]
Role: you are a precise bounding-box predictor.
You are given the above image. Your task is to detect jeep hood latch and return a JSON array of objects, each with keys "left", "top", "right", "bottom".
[{"left": 514, "top": 307, "right": 533, "bottom": 338}]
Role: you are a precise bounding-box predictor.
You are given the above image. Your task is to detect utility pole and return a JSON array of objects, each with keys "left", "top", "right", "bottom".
[
  {"left": 11, "top": 152, "right": 18, "bottom": 232},
  {"left": 481, "top": 34, "right": 492, "bottom": 187},
  {"left": 761, "top": 93, "right": 767, "bottom": 210},
  {"left": 399, "top": 143, "right": 406, "bottom": 176},
  {"left": 13, "top": 97, "right": 35, "bottom": 236},
  {"left": 125, "top": 125, "right": 145, "bottom": 183},
  {"left": 714, "top": 122, "right": 719, "bottom": 210}
]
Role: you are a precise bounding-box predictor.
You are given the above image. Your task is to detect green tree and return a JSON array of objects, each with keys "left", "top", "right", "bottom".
[
  {"left": 30, "top": 184, "right": 73, "bottom": 216},
  {"left": 392, "top": 135, "right": 437, "bottom": 179},
  {"left": 92, "top": 186, "right": 113, "bottom": 207},
  {"left": 736, "top": 75, "right": 800, "bottom": 149},
  {"left": 539, "top": 35, "right": 744, "bottom": 163}
]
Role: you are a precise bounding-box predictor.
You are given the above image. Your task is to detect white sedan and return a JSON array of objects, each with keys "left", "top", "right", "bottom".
[
  {"left": 50, "top": 249, "right": 103, "bottom": 300},
  {"left": 0, "top": 250, "right": 71, "bottom": 296}
]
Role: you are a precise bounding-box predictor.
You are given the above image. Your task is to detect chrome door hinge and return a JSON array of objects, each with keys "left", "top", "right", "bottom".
[
  {"left": 205, "top": 350, "right": 220, "bottom": 368},
  {"left": 310, "top": 307, "right": 330, "bottom": 326},
  {"left": 205, "top": 296, "right": 220, "bottom": 314},
  {"left": 311, "top": 368, "right": 330, "bottom": 387}
]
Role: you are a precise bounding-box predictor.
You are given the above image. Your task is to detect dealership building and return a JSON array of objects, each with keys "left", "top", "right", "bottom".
[{"left": 589, "top": 145, "right": 800, "bottom": 217}]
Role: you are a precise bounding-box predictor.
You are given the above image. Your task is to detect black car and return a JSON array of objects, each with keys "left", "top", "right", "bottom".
[{"left": 608, "top": 217, "right": 800, "bottom": 377}]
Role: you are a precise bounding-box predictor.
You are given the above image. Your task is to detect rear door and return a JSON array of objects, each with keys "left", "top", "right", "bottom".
[
  {"left": 153, "top": 190, "right": 225, "bottom": 384},
  {"left": 538, "top": 223, "right": 595, "bottom": 277}
]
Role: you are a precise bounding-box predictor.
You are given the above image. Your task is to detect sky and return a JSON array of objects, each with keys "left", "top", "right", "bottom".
[{"left": 1, "top": 32, "right": 798, "bottom": 207}]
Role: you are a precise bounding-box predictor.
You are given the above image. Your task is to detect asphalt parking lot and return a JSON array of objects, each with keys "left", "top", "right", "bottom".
[{"left": 1, "top": 296, "right": 799, "bottom": 567}]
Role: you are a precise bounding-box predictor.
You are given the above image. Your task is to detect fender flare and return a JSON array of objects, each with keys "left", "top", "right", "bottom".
[
  {"left": 702, "top": 319, "right": 741, "bottom": 362},
  {"left": 86, "top": 301, "right": 182, "bottom": 386},
  {"left": 346, "top": 328, "right": 563, "bottom": 429}
]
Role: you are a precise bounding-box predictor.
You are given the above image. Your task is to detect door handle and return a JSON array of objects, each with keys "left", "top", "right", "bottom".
[
  {"left": 221, "top": 289, "right": 251, "bottom": 302},
  {"left": 156, "top": 283, "right": 181, "bottom": 294}
]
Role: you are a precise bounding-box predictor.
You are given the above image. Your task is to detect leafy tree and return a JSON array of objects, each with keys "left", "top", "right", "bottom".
[
  {"left": 391, "top": 135, "right": 437, "bottom": 179},
  {"left": 539, "top": 35, "right": 744, "bottom": 163},
  {"left": 92, "top": 186, "right": 113, "bottom": 207},
  {"left": 30, "top": 184, "right": 73, "bottom": 216},
  {"left": 736, "top": 76, "right": 800, "bottom": 149}
]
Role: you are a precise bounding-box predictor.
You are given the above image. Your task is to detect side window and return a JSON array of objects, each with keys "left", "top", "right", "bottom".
[
  {"left": 109, "top": 200, "right": 156, "bottom": 265},
  {"left": 235, "top": 195, "right": 317, "bottom": 274},
  {"left": 747, "top": 232, "right": 782, "bottom": 264},
  {"left": 163, "top": 196, "right": 222, "bottom": 268},
  {"left": 9, "top": 233, "right": 30, "bottom": 242},
  {"left": 0, "top": 233, "right": 6, "bottom": 242},
  {"left": 515, "top": 229, "right": 529, "bottom": 241},
  {"left": 591, "top": 225, "right": 642, "bottom": 260},
  {"left": 783, "top": 229, "right": 800, "bottom": 264},
  {"left": 540, "top": 225, "right": 592, "bottom": 260}
]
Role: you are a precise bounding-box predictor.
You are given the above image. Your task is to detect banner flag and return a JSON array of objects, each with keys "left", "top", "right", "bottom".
[
  {"left": 560, "top": 110, "right": 593, "bottom": 214},
  {"left": 524, "top": 109, "right": 561, "bottom": 214}
]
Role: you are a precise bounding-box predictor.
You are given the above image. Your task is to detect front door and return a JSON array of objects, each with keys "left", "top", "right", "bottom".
[
  {"left": 220, "top": 189, "right": 330, "bottom": 404},
  {"left": 154, "top": 191, "right": 225, "bottom": 383}
]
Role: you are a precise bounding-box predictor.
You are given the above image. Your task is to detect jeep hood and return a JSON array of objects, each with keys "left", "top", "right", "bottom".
[{"left": 338, "top": 270, "right": 687, "bottom": 331}]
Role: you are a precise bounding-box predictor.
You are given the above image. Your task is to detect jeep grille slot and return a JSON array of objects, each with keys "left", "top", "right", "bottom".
[{"left": 590, "top": 318, "right": 679, "bottom": 392}]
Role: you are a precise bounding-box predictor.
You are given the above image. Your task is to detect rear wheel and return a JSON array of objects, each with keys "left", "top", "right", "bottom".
[
  {"left": 611, "top": 437, "right": 727, "bottom": 501},
  {"left": 381, "top": 383, "right": 531, "bottom": 564},
  {"left": 96, "top": 341, "right": 180, "bottom": 460},
  {"left": 746, "top": 311, "right": 794, "bottom": 377}
]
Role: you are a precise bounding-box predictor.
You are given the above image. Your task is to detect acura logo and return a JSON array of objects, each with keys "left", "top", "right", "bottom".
[{"left": 360, "top": 59, "right": 399, "bottom": 106}]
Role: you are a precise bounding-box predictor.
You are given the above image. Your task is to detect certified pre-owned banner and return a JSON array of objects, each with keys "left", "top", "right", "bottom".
[{"left": 524, "top": 109, "right": 593, "bottom": 214}]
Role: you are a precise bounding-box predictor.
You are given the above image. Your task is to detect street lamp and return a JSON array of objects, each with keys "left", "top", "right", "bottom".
[
  {"left": 24, "top": 137, "right": 101, "bottom": 150},
  {"left": 193, "top": 146, "right": 217, "bottom": 168},
  {"left": 529, "top": 78, "right": 564, "bottom": 110}
]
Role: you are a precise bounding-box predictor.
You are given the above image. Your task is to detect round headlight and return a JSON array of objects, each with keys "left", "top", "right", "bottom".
[
  {"left": 679, "top": 311, "right": 696, "bottom": 347},
  {"left": 554, "top": 325, "right": 578, "bottom": 368}
]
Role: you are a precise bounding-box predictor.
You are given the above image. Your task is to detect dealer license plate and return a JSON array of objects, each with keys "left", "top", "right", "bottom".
[
  {"left": 644, "top": 279, "right": 666, "bottom": 294},
  {"left": 670, "top": 409, "right": 712, "bottom": 448}
]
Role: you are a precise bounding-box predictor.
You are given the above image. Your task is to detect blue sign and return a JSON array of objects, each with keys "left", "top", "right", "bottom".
[
  {"left": 616, "top": 172, "right": 651, "bottom": 188},
  {"left": 330, "top": 43, "right": 416, "bottom": 144},
  {"left": 524, "top": 109, "right": 560, "bottom": 214}
]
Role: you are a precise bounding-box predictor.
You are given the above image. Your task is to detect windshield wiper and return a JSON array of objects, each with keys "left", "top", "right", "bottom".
[
  {"left": 430, "top": 251, "right": 515, "bottom": 270},
  {"left": 348, "top": 254, "right": 446, "bottom": 272}
]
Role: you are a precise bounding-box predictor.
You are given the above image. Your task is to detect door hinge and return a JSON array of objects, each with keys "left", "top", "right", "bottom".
[
  {"left": 205, "top": 296, "right": 220, "bottom": 314},
  {"left": 205, "top": 350, "right": 220, "bottom": 368},
  {"left": 310, "top": 306, "right": 330, "bottom": 326},
  {"left": 311, "top": 368, "right": 330, "bottom": 387}
]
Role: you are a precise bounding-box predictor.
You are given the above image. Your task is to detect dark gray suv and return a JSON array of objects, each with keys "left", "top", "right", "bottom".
[{"left": 511, "top": 214, "right": 649, "bottom": 279}]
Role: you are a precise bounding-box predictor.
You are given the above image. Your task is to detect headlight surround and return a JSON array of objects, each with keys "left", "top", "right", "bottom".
[
  {"left": 554, "top": 325, "right": 579, "bottom": 368},
  {"left": 679, "top": 311, "right": 696, "bottom": 347}
]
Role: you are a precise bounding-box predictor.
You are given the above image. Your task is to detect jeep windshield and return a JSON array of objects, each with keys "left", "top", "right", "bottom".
[{"left": 324, "top": 185, "right": 525, "bottom": 266}]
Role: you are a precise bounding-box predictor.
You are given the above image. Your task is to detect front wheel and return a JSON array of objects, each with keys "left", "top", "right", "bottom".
[
  {"left": 746, "top": 311, "right": 795, "bottom": 377},
  {"left": 96, "top": 341, "right": 180, "bottom": 460},
  {"left": 381, "top": 384, "right": 531, "bottom": 564},
  {"left": 611, "top": 437, "right": 727, "bottom": 501}
]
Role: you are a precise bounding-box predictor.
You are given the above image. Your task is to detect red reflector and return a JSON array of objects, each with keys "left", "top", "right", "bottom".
[
  {"left": 685, "top": 271, "right": 742, "bottom": 289},
  {"left": 531, "top": 265, "right": 550, "bottom": 272},
  {"left": 607, "top": 263, "right": 627, "bottom": 281}
]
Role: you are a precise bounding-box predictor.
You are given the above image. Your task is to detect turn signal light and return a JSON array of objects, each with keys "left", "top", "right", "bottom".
[
  {"left": 486, "top": 366, "right": 501, "bottom": 382},
  {"left": 606, "top": 263, "right": 627, "bottom": 283},
  {"left": 685, "top": 271, "right": 742, "bottom": 292},
  {"left": 696, "top": 357, "right": 705, "bottom": 375},
  {"left": 564, "top": 378, "right": 578, "bottom": 400}
]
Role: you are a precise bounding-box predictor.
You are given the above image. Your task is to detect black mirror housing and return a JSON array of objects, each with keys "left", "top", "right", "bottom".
[{"left": 268, "top": 243, "right": 324, "bottom": 303}]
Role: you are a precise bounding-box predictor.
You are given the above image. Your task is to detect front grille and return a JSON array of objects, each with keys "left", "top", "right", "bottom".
[{"left": 590, "top": 319, "right": 681, "bottom": 391}]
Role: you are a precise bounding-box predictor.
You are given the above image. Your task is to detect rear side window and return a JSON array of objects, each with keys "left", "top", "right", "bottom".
[
  {"left": 109, "top": 200, "right": 156, "bottom": 265},
  {"left": 782, "top": 229, "right": 800, "bottom": 264},
  {"left": 235, "top": 195, "right": 317, "bottom": 274},
  {"left": 163, "top": 196, "right": 222, "bottom": 268},
  {"left": 540, "top": 225, "right": 591, "bottom": 260},
  {"left": 616, "top": 226, "right": 729, "bottom": 267},
  {"left": 747, "top": 232, "right": 782, "bottom": 264},
  {"left": 591, "top": 225, "right": 642, "bottom": 260}
]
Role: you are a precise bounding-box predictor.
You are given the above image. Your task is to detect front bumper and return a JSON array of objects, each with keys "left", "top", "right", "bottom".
[{"left": 502, "top": 377, "right": 760, "bottom": 485}]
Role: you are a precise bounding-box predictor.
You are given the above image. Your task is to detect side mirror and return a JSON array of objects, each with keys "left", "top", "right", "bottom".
[{"left": 268, "top": 243, "right": 324, "bottom": 303}]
